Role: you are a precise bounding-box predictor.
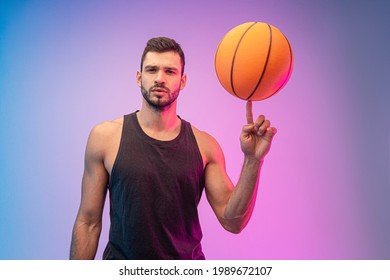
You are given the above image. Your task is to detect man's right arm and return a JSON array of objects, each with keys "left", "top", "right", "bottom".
[{"left": 70, "top": 125, "right": 109, "bottom": 260}]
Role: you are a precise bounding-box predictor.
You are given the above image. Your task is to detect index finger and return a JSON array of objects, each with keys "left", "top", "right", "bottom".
[{"left": 246, "top": 100, "right": 254, "bottom": 124}]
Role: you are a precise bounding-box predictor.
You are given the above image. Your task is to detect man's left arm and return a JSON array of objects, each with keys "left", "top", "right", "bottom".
[{"left": 203, "top": 101, "right": 277, "bottom": 233}]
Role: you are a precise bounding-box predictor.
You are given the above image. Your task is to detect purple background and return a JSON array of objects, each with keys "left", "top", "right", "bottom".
[{"left": 1, "top": 0, "right": 389, "bottom": 259}]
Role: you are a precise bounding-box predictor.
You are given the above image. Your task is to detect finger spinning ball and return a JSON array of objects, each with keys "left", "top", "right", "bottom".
[{"left": 215, "top": 22, "right": 294, "bottom": 101}]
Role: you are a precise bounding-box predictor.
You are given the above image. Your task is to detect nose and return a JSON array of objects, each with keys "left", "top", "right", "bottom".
[{"left": 154, "top": 70, "right": 166, "bottom": 84}]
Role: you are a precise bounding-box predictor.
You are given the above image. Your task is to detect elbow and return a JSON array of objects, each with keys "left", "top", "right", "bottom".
[
  {"left": 226, "top": 226, "right": 244, "bottom": 234},
  {"left": 221, "top": 208, "right": 252, "bottom": 234},
  {"left": 221, "top": 217, "right": 249, "bottom": 234},
  {"left": 74, "top": 214, "right": 102, "bottom": 234}
]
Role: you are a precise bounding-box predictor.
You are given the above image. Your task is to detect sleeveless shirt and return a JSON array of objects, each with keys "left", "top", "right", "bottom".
[{"left": 103, "top": 112, "right": 206, "bottom": 260}]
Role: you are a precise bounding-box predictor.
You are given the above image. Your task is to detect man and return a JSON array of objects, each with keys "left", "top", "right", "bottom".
[{"left": 70, "top": 37, "right": 277, "bottom": 260}]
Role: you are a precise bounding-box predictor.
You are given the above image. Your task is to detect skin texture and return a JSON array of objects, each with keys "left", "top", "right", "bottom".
[{"left": 70, "top": 51, "right": 277, "bottom": 259}]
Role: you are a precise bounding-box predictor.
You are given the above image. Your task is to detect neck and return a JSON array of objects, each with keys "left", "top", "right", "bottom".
[{"left": 137, "top": 100, "right": 180, "bottom": 134}]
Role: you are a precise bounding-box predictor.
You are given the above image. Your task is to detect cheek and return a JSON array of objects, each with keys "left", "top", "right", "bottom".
[{"left": 139, "top": 77, "right": 150, "bottom": 89}]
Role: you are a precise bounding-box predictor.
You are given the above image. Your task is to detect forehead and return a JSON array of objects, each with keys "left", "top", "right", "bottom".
[{"left": 143, "top": 51, "right": 182, "bottom": 70}]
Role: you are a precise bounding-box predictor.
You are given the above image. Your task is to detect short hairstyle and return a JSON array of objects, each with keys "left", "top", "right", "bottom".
[{"left": 140, "top": 37, "right": 185, "bottom": 75}]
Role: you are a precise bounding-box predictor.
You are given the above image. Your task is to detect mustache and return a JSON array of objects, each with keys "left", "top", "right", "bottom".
[{"left": 150, "top": 84, "right": 170, "bottom": 93}]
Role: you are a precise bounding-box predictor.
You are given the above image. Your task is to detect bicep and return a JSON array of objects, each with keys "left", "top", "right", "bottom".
[
  {"left": 203, "top": 139, "right": 234, "bottom": 222},
  {"left": 76, "top": 130, "right": 108, "bottom": 224}
]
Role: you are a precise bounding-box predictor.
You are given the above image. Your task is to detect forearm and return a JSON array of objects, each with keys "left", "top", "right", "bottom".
[
  {"left": 69, "top": 219, "right": 101, "bottom": 260},
  {"left": 223, "top": 156, "right": 263, "bottom": 233}
]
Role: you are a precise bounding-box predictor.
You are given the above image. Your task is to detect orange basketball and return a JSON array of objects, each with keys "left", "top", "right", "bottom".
[{"left": 215, "top": 22, "right": 293, "bottom": 101}]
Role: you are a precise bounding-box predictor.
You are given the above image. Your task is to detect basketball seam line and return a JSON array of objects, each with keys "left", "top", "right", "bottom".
[
  {"left": 268, "top": 33, "right": 293, "bottom": 98},
  {"left": 246, "top": 23, "right": 272, "bottom": 100},
  {"left": 230, "top": 22, "right": 257, "bottom": 98}
]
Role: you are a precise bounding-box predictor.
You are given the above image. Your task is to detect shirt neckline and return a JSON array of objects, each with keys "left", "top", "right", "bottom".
[{"left": 130, "top": 111, "right": 185, "bottom": 146}]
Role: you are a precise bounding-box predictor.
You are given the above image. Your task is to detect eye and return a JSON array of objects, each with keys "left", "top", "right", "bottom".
[
  {"left": 166, "top": 68, "right": 177, "bottom": 75},
  {"left": 145, "top": 66, "right": 157, "bottom": 73}
]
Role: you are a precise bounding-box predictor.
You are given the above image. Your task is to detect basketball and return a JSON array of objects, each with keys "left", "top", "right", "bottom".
[{"left": 215, "top": 22, "right": 294, "bottom": 101}]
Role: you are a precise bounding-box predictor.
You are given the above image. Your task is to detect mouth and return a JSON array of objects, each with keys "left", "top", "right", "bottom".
[{"left": 151, "top": 87, "right": 168, "bottom": 93}]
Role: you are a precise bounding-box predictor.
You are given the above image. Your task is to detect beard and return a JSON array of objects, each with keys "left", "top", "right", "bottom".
[{"left": 141, "top": 83, "right": 180, "bottom": 111}]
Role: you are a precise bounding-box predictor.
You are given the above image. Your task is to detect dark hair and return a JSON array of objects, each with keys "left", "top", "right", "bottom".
[{"left": 140, "top": 37, "right": 185, "bottom": 75}]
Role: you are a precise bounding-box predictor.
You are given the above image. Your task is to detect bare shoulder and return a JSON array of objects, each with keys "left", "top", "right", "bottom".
[
  {"left": 191, "top": 125, "right": 219, "bottom": 147},
  {"left": 90, "top": 117, "right": 123, "bottom": 137},
  {"left": 86, "top": 117, "right": 124, "bottom": 157},
  {"left": 191, "top": 125, "right": 224, "bottom": 164}
]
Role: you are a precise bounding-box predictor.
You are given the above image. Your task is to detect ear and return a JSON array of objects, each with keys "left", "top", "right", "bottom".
[
  {"left": 136, "top": 70, "right": 142, "bottom": 87},
  {"left": 180, "top": 73, "right": 187, "bottom": 90}
]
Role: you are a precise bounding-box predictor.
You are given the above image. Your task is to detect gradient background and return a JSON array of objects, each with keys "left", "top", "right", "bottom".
[{"left": 0, "top": 0, "right": 389, "bottom": 260}]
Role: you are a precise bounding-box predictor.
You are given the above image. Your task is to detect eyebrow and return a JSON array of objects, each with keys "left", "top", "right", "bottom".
[{"left": 144, "top": 65, "right": 179, "bottom": 72}]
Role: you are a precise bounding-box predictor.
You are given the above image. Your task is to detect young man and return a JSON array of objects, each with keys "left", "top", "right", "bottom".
[{"left": 70, "top": 37, "right": 277, "bottom": 260}]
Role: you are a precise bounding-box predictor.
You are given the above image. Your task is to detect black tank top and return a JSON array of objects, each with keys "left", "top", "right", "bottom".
[{"left": 103, "top": 112, "right": 205, "bottom": 259}]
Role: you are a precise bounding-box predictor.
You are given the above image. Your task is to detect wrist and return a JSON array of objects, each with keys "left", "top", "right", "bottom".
[{"left": 244, "top": 155, "right": 263, "bottom": 167}]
